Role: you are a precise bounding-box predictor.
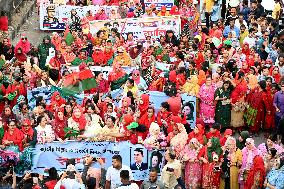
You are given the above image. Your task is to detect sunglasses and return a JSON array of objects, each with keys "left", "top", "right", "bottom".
[
  {"left": 23, "top": 124, "right": 29, "bottom": 127},
  {"left": 21, "top": 37, "right": 27, "bottom": 40}
]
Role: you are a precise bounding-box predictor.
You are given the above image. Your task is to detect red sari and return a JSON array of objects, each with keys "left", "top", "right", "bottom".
[
  {"left": 188, "top": 124, "right": 205, "bottom": 144},
  {"left": 2, "top": 128, "right": 24, "bottom": 151},
  {"left": 139, "top": 110, "right": 156, "bottom": 129},
  {"left": 138, "top": 94, "right": 149, "bottom": 117},
  {"left": 198, "top": 147, "right": 222, "bottom": 189},
  {"left": 245, "top": 87, "right": 272, "bottom": 132},
  {"left": 244, "top": 156, "right": 265, "bottom": 189},
  {"left": 52, "top": 108, "right": 67, "bottom": 139},
  {"left": 157, "top": 111, "right": 172, "bottom": 126},
  {"left": 49, "top": 92, "right": 66, "bottom": 113}
]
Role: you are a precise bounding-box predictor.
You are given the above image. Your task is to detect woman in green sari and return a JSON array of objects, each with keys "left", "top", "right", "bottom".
[
  {"left": 214, "top": 80, "right": 232, "bottom": 130},
  {"left": 37, "top": 35, "right": 55, "bottom": 70},
  {"left": 108, "top": 61, "right": 128, "bottom": 91}
]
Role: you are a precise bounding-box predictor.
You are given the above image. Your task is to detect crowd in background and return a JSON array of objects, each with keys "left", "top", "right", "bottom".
[{"left": 1, "top": 0, "right": 284, "bottom": 188}]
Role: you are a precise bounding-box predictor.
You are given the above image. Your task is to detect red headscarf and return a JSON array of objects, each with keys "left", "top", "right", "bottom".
[
  {"left": 15, "top": 47, "right": 27, "bottom": 62},
  {"left": 15, "top": 34, "right": 31, "bottom": 54},
  {"left": 50, "top": 92, "right": 66, "bottom": 111},
  {"left": 72, "top": 106, "right": 87, "bottom": 131},
  {"left": 169, "top": 6, "right": 179, "bottom": 15},
  {"left": 139, "top": 94, "right": 149, "bottom": 116},
  {"left": 54, "top": 108, "right": 67, "bottom": 139},
  {"left": 21, "top": 119, "right": 34, "bottom": 141},
  {"left": 139, "top": 107, "right": 156, "bottom": 129},
  {"left": 188, "top": 124, "right": 205, "bottom": 144},
  {"left": 169, "top": 70, "right": 177, "bottom": 83},
  {"left": 123, "top": 114, "right": 134, "bottom": 127},
  {"left": 244, "top": 155, "right": 265, "bottom": 189}
]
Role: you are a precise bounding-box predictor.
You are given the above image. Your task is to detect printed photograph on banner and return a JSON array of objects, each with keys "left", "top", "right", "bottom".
[
  {"left": 40, "top": 3, "right": 64, "bottom": 30},
  {"left": 148, "top": 150, "right": 165, "bottom": 174},
  {"left": 181, "top": 94, "right": 197, "bottom": 128},
  {"left": 143, "top": 0, "right": 174, "bottom": 10},
  {"left": 130, "top": 147, "right": 148, "bottom": 171}
]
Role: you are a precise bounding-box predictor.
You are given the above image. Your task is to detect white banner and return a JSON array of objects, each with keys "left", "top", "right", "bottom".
[
  {"left": 143, "top": 0, "right": 175, "bottom": 10},
  {"left": 89, "top": 16, "right": 181, "bottom": 40},
  {"left": 32, "top": 141, "right": 166, "bottom": 181}
]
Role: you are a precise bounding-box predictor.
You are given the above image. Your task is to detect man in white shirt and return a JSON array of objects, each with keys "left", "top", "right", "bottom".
[
  {"left": 243, "top": 28, "right": 256, "bottom": 48},
  {"left": 106, "top": 155, "right": 133, "bottom": 189},
  {"left": 116, "top": 170, "right": 139, "bottom": 189}
]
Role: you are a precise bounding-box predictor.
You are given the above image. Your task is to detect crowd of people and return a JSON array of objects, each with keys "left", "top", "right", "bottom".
[{"left": 0, "top": 0, "right": 284, "bottom": 188}]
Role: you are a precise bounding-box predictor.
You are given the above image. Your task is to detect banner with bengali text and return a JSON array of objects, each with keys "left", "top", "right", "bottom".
[
  {"left": 143, "top": 0, "right": 174, "bottom": 10},
  {"left": 89, "top": 16, "right": 181, "bottom": 40},
  {"left": 31, "top": 141, "right": 166, "bottom": 181}
]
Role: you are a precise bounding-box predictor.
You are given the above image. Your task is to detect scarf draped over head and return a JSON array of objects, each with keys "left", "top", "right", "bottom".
[
  {"left": 123, "top": 114, "right": 134, "bottom": 127},
  {"left": 132, "top": 70, "right": 141, "bottom": 85},
  {"left": 51, "top": 91, "right": 66, "bottom": 107},
  {"left": 72, "top": 105, "right": 87, "bottom": 130},
  {"left": 139, "top": 94, "right": 149, "bottom": 115},
  {"left": 207, "top": 137, "right": 222, "bottom": 162},
  {"left": 245, "top": 155, "right": 265, "bottom": 189},
  {"left": 15, "top": 34, "right": 31, "bottom": 54},
  {"left": 122, "top": 97, "right": 131, "bottom": 107},
  {"left": 21, "top": 119, "right": 34, "bottom": 139}
]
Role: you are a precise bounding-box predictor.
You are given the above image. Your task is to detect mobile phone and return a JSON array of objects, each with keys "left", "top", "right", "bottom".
[
  {"left": 214, "top": 166, "right": 220, "bottom": 172},
  {"left": 166, "top": 167, "right": 174, "bottom": 172}
]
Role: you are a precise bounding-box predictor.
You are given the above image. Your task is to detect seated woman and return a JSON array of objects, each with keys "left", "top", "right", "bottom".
[
  {"left": 47, "top": 50, "right": 66, "bottom": 82},
  {"left": 51, "top": 108, "right": 67, "bottom": 140},
  {"left": 2, "top": 119, "right": 24, "bottom": 151},
  {"left": 35, "top": 115, "right": 56, "bottom": 144},
  {"left": 65, "top": 106, "right": 87, "bottom": 140},
  {"left": 78, "top": 104, "right": 103, "bottom": 141},
  {"left": 99, "top": 116, "right": 119, "bottom": 141},
  {"left": 131, "top": 70, "right": 148, "bottom": 91},
  {"left": 108, "top": 61, "right": 128, "bottom": 91},
  {"left": 123, "top": 78, "right": 138, "bottom": 97},
  {"left": 244, "top": 155, "right": 265, "bottom": 189},
  {"left": 21, "top": 119, "right": 37, "bottom": 148}
]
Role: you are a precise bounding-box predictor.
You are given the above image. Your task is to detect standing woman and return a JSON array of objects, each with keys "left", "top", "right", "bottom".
[
  {"left": 198, "top": 137, "right": 223, "bottom": 189},
  {"left": 230, "top": 71, "right": 247, "bottom": 130},
  {"left": 214, "top": 80, "right": 233, "bottom": 130},
  {"left": 220, "top": 137, "right": 242, "bottom": 189},
  {"left": 180, "top": 138, "right": 203, "bottom": 189},
  {"left": 244, "top": 156, "right": 265, "bottom": 189},
  {"left": 198, "top": 76, "right": 217, "bottom": 126},
  {"left": 239, "top": 138, "right": 261, "bottom": 189}
]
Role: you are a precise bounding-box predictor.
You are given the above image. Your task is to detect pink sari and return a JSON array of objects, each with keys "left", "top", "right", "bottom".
[
  {"left": 198, "top": 83, "right": 217, "bottom": 124},
  {"left": 180, "top": 138, "right": 202, "bottom": 189}
]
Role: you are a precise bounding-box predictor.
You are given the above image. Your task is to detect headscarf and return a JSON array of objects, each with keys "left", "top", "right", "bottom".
[
  {"left": 236, "top": 130, "right": 250, "bottom": 149},
  {"left": 50, "top": 92, "right": 66, "bottom": 108},
  {"left": 21, "top": 119, "right": 34, "bottom": 140},
  {"left": 247, "top": 74, "right": 258, "bottom": 90},
  {"left": 138, "top": 107, "right": 156, "bottom": 129},
  {"left": 169, "top": 70, "right": 177, "bottom": 83},
  {"left": 169, "top": 5, "right": 179, "bottom": 15},
  {"left": 139, "top": 94, "right": 149, "bottom": 116},
  {"left": 132, "top": 70, "right": 141, "bottom": 85},
  {"left": 207, "top": 137, "right": 223, "bottom": 162},
  {"left": 244, "top": 156, "right": 265, "bottom": 189},
  {"left": 15, "top": 34, "right": 31, "bottom": 54},
  {"left": 188, "top": 124, "right": 204, "bottom": 144},
  {"left": 15, "top": 47, "right": 27, "bottom": 62},
  {"left": 123, "top": 114, "right": 134, "bottom": 127},
  {"left": 71, "top": 106, "right": 87, "bottom": 131}
]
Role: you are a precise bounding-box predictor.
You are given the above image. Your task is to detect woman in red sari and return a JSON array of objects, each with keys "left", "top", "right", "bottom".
[
  {"left": 138, "top": 107, "right": 156, "bottom": 130},
  {"left": 198, "top": 137, "right": 223, "bottom": 189},
  {"left": 157, "top": 102, "right": 172, "bottom": 129},
  {"left": 52, "top": 108, "right": 67, "bottom": 140},
  {"left": 48, "top": 92, "right": 66, "bottom": 113},
  {"left": 1, "top": 106, "right": 17, "bottom": 130},
  {"left": 2, "top": 119, "right": 24, "bottom": 151},
  {"left": 231, "top": 71, "right": 247, "bottom": 129},
  {"left": 47, "top": 51, "right": 66, "bottom": 82},
  {"left": 21, "top": 119, "right": 37, "bottom": 148},
  {"left": 138, "top": 94, "right": 150, "bottom": 117},
  {"left": 188, "top": 124, "right": 205, "bottom": 145},
  {"left": 245, "top": 80, "right": 272, "bottom": 133},
  {"left": 244, "top": 155, "right": 265, "bottom": 189},
  {"left": 4, "top": 77, "right": 26, "bottom": 107}
]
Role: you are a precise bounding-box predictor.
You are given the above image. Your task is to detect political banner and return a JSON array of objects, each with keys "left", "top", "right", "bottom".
[
  {"left": 144, "top": 0, "right": 174, "bottom": 10},
  {"left": 181, "top": 93, "right": 197, "bottom": 127},
  {"left": 65, "top": 66, "right": 136, "bottom": 80},
  {"left": 31, "top": 141, "right": 166, "bottom": 181},
  {"left": 89, "top": 16, "right": 181, "bottom": 40},
  {"left": 39, "top": 3, "right": 118, "bottom": 30},
  {"left": 27, "top": 86, "right": 90, "bottom": 109}
]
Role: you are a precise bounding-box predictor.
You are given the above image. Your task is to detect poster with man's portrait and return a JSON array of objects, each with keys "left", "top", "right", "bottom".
[
  {"left": 130, "top": 146, "right": 149, "bottom": 181},
  {"left": 181, "top": 94, "right": 197, "bottom": 128}
]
